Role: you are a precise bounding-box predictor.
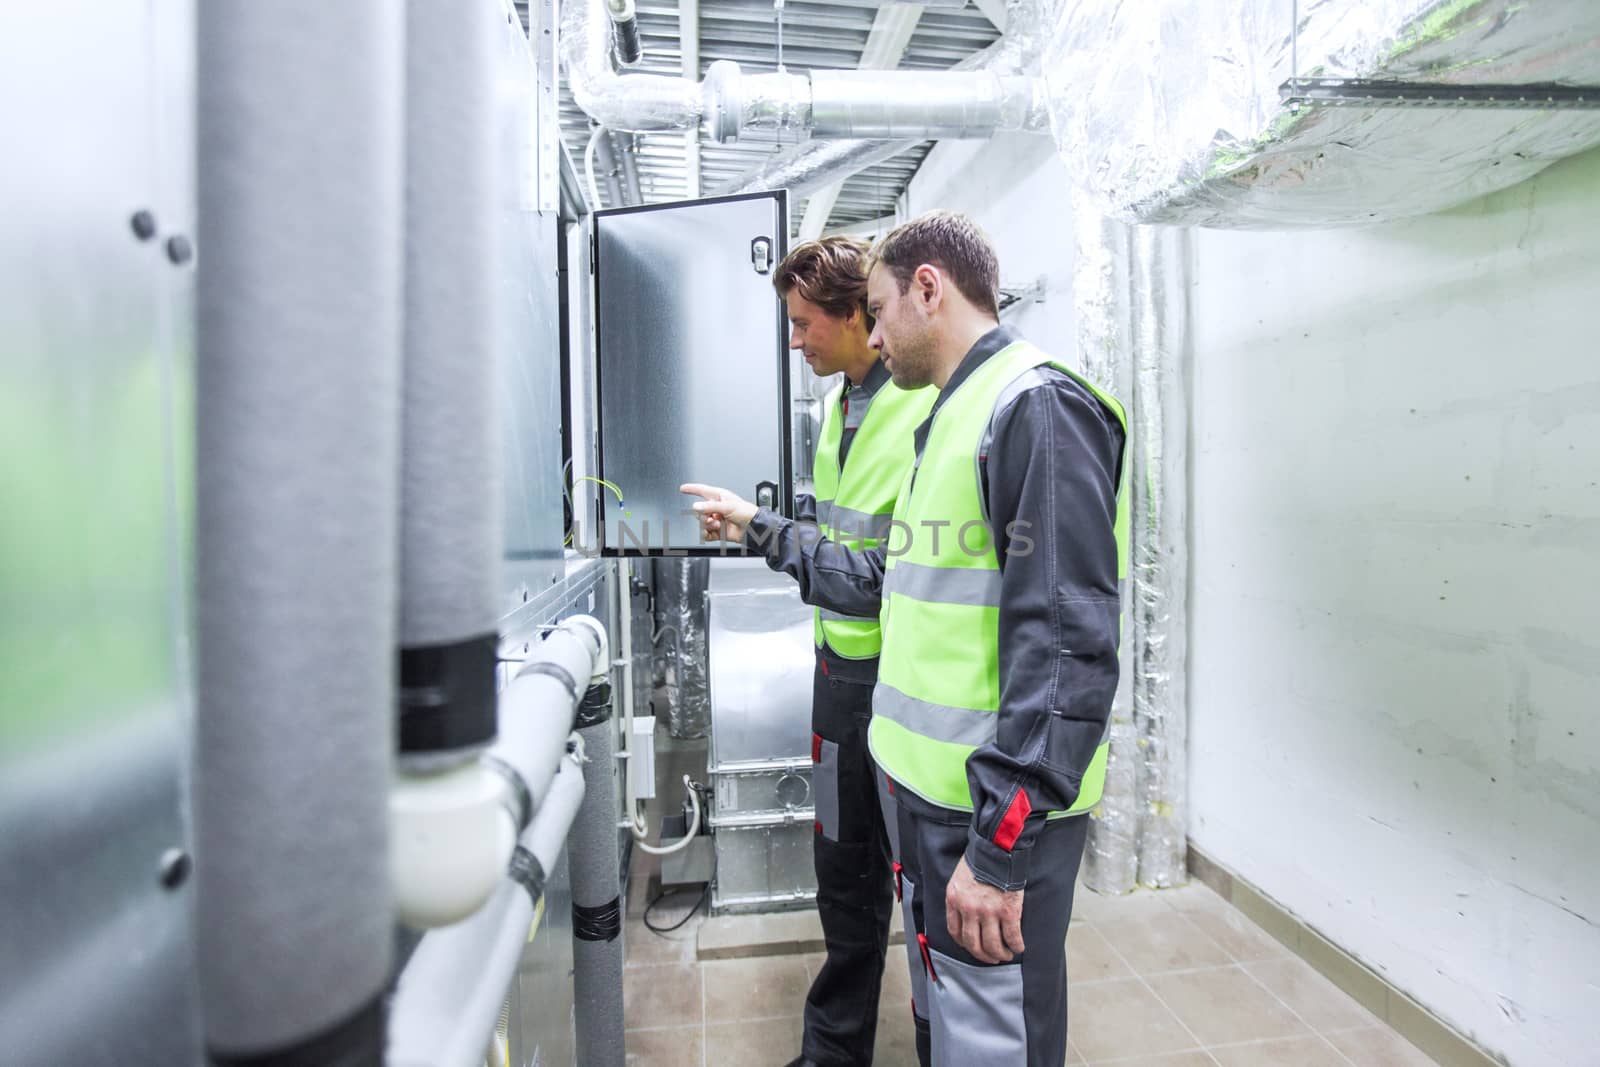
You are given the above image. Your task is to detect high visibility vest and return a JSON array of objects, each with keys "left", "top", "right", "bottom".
[
  {"left": 812, "top": 374, "right": 936, "bottom": 660},
  {"left": 868, "top": 340, "right": 1129, "bottom": 814}
]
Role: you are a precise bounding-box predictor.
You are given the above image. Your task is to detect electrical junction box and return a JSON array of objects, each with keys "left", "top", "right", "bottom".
[{"left": 630, "top": 715, "right": 657, "bottom": 801}]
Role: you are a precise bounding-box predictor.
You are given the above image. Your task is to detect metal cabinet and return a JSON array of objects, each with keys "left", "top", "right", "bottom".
[
  {"left": 704, "top": 560, "right": 818, "bottom": 913},
  {"left": 591, "top": 191, "right": 793, "bottom": 557}
]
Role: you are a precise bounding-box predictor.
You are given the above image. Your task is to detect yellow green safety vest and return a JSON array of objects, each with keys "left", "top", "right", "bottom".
[
  {"left": 868, "top": 340, "right": 1129, "bottom": 814},
  {"left": 812, "top": 373, "right": 936, "bottom": 660}
]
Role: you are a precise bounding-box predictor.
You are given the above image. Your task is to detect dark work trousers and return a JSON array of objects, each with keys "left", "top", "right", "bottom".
[
  {"left": 803, "top": 653, "right": 896, "bottom": 1066},
  {"left": 878, "top": 775, "right": 1089, "bottom": 1067}
]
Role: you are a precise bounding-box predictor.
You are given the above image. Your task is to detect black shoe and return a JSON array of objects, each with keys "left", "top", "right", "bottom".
[{"left": 781, "top": 1059, "right": 822, "bottom": 1067}]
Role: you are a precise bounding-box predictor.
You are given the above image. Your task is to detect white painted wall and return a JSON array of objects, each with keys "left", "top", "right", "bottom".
[
  {"left": 903, "top": 133, "right": 1079, "bottom": 363},
  {"left": 1187, "top": 147, "right": 1600, "bottom": 1067},
  {"left": 905, "top": 130, "right": 1600, "bottom": 1066}
]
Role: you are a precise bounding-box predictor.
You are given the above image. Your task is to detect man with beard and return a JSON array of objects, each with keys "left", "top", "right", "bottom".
[{"left": 683, "top": 211, "right": 1127, "bottom": 1067}]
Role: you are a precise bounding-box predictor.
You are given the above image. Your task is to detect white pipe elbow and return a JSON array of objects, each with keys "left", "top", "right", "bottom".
[
  {"left": 563, "top": 613, "right": 610, "bottom": 685},
  {"left": 391, "top": 762, "right": 518, "bottom": 929}
]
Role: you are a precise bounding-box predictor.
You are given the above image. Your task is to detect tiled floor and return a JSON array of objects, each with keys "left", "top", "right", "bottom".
[{"left": 621, "top": 878, "right": 1441, "bottom": 1067}]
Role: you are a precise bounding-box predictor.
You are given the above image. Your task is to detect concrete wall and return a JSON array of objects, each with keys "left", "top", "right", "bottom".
[
  {"left": 908, "top": 130, "right": 1600, "bottom": 1066},
  {"left": 903, "top": 133, "right": 1079, "bottom": 362},
  {"left": 1188, "top": 147, "right": 1600, "bottom": 1067}
]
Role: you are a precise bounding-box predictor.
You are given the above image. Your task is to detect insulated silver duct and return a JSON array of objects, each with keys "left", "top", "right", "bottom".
[
  {"left": 195, "top": 0, "right": 400, "bottom": 1059},
  {"left": 807, "top": 70, "right": 1043, "bottom": 140},
  {"left": 1073, "top": 209, "right": 1192, "bottom": 895},
  {"left": 718, "top": 0, "right": 1049, "bottom": 196},
  {"left": 564, "top": 0, "right": 1051, "bottom": 145},
  {"left": 562, "top": 0, "right": 702, "bottom": 132},
  {"left": 1072, "top": 212, "right": 1139, "bottom": 896},
  {"left": 653, "top": 557, "right": 711, "bottom": 740},
  {"left": 1045, "top": 0, "right": 1600, "bottom": 227},
  {"left": 1128, "top": 226, "right": 1190, "bottom": 890}
]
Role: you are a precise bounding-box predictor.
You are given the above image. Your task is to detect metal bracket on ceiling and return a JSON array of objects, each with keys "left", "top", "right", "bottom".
[{"left": 1280, "top": 78, "right": 1600, "bottom": 111}]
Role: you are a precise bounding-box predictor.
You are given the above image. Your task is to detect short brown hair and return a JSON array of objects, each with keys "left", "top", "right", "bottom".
[
  {"left": 773, "top": 236, "right": 873, "bottom": 328},
  {"left": 868, "top": 211, "right": 1000, "bottom": 318}
]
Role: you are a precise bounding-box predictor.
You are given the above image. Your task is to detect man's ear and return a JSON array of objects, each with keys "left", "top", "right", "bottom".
[{"left": 914, "top": 264, "right": 942, "bottom": 313}]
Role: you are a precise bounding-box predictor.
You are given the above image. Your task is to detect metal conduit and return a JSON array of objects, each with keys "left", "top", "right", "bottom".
[{"left": 561, "top": 0, "right": 1048, "bottom": 143}]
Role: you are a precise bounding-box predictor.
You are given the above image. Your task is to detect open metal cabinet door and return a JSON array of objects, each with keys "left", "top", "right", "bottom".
[{"left": 591, "top": 190, "right": 791, "bottom": 556}]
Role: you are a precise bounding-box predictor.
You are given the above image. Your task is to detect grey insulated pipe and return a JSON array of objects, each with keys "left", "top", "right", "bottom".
[
  {"left": 569, "top": 678, "right": 625, "bottom": 1067},
  {"left": 398, "top": 0, "right": 504, "bottom": 762},
  {"left": 607, "top": 0, "right": 644, "bottom": 66},
  {"left": 194, "top": 0, "right": 402, "bottom": 1063}
]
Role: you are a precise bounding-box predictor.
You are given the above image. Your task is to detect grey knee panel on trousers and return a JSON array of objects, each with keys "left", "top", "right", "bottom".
[{"left": 887, "top": 779, "right": 1090, "bottom": 1067}]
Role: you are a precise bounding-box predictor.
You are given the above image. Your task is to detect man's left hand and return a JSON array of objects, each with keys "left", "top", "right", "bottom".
[{"left": 946, "top": 856, "right": 1025, "bottom": 964}]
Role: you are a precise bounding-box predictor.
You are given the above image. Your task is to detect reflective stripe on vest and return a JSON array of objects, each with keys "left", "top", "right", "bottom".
[
  {"left": 811, "top": 376, "right": 936, "bottom": 660},
  {"left": 868, "top": 340, "right": 1129, "bottom": 815}
]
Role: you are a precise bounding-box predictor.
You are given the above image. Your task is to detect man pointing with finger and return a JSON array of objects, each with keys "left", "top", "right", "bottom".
[{"left": 683, "top": 211, "right": 1127, "bottom": 1067}]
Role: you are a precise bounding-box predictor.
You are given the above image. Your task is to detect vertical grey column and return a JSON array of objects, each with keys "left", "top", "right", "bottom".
[
  {"left": 194, "top": 1, "right": 402, "bottom": 1063},
  {"left": 397, "top": 0, "right": 504, "bottom": 760},
  {"left": 568, "top": 679, "right": 626, "bottom": 1067}
]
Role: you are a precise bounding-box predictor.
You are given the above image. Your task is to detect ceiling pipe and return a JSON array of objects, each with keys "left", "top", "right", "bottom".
[
  {"left": 613, "top": 130, "right": 644, "bottom": 205},
  {"left": 717, "top": 0, "right": 1047, "bottom": 197},
  {"left": 680, "top": 0, "right": 701, "bottom": 197},
  {"left": 605, "top": 0, "right": 643, "bottom": 67},
  {"left": 587, "top": 125, "right": 625, "bottom": 208},
  {"left": 561, "top": 0, "right": 1048, "bottom": 143}
]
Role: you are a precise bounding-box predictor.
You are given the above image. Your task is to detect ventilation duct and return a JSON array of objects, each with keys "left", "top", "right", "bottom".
[
  {"left": 1045, "top": 0, "right": 1600, "bottom": 227},
  {"left": 561, "top": 0, "right": 1048, "bottom": 144},
  {"left": 718, "top": 0, "right": 1049, "bottom": 197}
]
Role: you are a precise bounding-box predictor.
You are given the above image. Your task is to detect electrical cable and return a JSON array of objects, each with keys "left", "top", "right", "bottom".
[
  {"left": 630, "top": 774, "right": 701, "bottom": 856},
  {"left": 641, "top": 851, "right": 716, "bottom": 935},
  {"left": 641, "top": 880, "right": 710, "bottom": 935}
]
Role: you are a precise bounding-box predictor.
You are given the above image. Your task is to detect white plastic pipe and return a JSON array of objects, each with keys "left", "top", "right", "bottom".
[
  {"left": 391, "top": 615, "right": 607, "bottom": 929},
  {"left": 388, "top": 745, "right": 587, "bottom": 1067}
]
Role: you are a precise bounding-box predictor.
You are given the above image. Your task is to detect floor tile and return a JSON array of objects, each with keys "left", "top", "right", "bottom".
[
  {"left": 1244, "top": 957, "right": 1381, "bottom": 1033},
  {"left": 1068, "top": 978, "right": 1200, "bottom": 1062},
  {"left": 625, "top": 919, "right": 698, "bottom": 968},
  {"left": 697, "top": 909, "right": 824, "bottom": 960},
  {"left": 1146, "top": 966, "right": 1308, "bottom": 1047},
  {"left": 624, "top": 1024, "right": 704, "bottom": 1067},
  {"left": 874, "top": 1007, "right": 922, "bottom": 1067},
  {"left": 1083, "top": 1052, "right": 1215, "bottom": 1066},
  {"left": 627, "top": 874, "right": 656, "bottom": 920},
  {"left": 1067, "top": 921, "right": 1136, "bottom": 984},
  {"left": 1157, "top": 884, "right": 1228, "bottom": 912},
  {"left": 880, "top": 948, "right": 913, "bottom": 1005},
  {"left": 624, "top": 962, "right": 703, "bottom": 1031},
  {"left": 1071, "top": 883, "right": 1175, "bottom": 925},
  {"left": 704, "top": 1016, "right": 806, "bottom": 1066},
  {"left": 702, "top": 954, "right": 811, "bottom": 1023},
  {"left": 1171, "top": 897, "right": 1293, "bottom": 964},
  {"left": 1094, "top": 910, "right": 1233, "bottom": 976},
  {"left": 1209, "top": 1035, "right": 1351, "bottom": 1067},
  {"left": 802, "top": 950, "right": 827, "bottom": 981},
  {"left": 1325, "top": 1027, "right": 1440, "bottom": 1066},
  {"left": 1065, "top": 1038, "right": 1086, "bottom": 1064}
]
